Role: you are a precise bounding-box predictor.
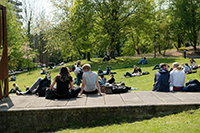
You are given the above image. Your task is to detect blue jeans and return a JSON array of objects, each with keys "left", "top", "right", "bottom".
[
  {"left": 76, "top": 74, "right": 82, "bottom": 86},
  {"left": 152, "top": 64, "right": 160, "bottom": 70}
]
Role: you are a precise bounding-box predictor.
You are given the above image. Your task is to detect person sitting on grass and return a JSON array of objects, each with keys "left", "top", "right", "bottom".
[
  {"left": 99, "top": 74, "right": 106, "bottom": 85},
  {"left": 190, "top": 58, "right": 199, "bottom": 69},
  {"left": 41, "top": 68, "right": 46, "bottom": 75},
  {"left": 182, "top": 63, "right": 192, "bottom": 74},
  {"left": 107, "top": 74, "right": 117, "bottom": 84},
  {"left": 137, "top": 57, "right": 148, "bottom": 65},
  {"left": 9, "top": 83, "right": 21, "bottom": 94},
  {"left": 170, "top": 62, "right": 185, "bottom": 91},
  {"left": 9, "top": 74, "right": 16, "bottom": 81},
  {"left": 78, "top": 64, "right": 105, "bottom": 96},
  {"left": 152, "top": 63, "right": 170, "bottom": 92},
  {"left": 103, "top": 66, "right": 111, "bottom": 75},
  {"left": 124, "top": 65, "right": 142, "bottom": 77},
  {"left": 102, "top": 54, "right": 111, "bottom": 62},
  {"left": 49, "top": 66, "right": 81, "bottom": 99}
]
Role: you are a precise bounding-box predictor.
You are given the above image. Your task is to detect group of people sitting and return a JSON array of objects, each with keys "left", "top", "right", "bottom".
[
  {"left": 152, "top": 61, "right": 199, "bottom": 92},
  {"left": 9, "top": 57, "right": 200, "bottom": 99},
  {"left": 11, "top": 63, "right": 106, "bottom": 99}
]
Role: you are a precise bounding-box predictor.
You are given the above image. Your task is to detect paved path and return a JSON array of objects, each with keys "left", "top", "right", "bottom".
[{"left": 1, "top": 91, "right": 200, "bottom": 111}]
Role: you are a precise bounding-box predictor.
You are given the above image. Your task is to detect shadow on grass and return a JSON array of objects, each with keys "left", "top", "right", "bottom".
[{"left": 36, "top": 108, "right": 199, "bottom": 133}]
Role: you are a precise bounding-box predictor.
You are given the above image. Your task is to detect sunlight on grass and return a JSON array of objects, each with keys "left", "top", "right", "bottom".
[{"left": 9, "top": 57, "right": 200, "bottom": 92}]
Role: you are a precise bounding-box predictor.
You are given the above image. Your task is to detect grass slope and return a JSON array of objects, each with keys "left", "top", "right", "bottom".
[
  {"left": 9, "top": 57, "right": 200, "bottom": 92},
  {"left": 54, "top": 109, "right": 200, "bottom": 133}
]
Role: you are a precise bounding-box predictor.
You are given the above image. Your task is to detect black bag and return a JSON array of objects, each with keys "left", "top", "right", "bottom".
[
  {"left": 186, "top": 79, "right": 200, "bottom": 86},
  {"left": 45, "top": 88, "right": 55, "bottom": 99},
  {"left": 112, "top": 85, "right": 128, "bottom": 94},
  {"left": 142, "top": 72, "right": 150, "bottom": 75}
]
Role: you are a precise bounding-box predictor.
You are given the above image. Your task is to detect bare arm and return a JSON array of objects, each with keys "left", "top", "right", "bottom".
[
  {"left": 96, "top": 78, "right": 106, "bottom": 96},
  {"left": 79, "top": 75, "right": 86, "bottom": 96},
  {"left": 69, "top": 80, "right": 74, "bottom": 90},
  {"left": 49, "top": 76, "right": 57, "bottom": 89}
]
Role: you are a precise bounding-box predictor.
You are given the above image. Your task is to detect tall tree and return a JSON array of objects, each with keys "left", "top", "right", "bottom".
[{"left": 169, "top": 0, "right": 200, "bottom": 50}]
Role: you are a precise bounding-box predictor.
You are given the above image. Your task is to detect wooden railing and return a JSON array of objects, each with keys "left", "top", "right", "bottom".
[{"left": 0, "top": 5, "right": 9, "bottom": 100}]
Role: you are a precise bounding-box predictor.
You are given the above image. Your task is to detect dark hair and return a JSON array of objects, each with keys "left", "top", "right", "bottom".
[
  {"left": 100, "top": 75, "right": 104, "bottom": 78},
  {"left": 77, "top": 60, "right": 81, "bottom": 67},
  {"left": 57, "top": 67, "right": 70, "bottom": 82},
  {"left": 144, "top": 57, "right": 146, "bottom": 60},
  {"left": 190, "top": 58, "right": 196, "bottom": 63},
  {"left": 160, "top": 63, "right": 168, "bottom": 68}
]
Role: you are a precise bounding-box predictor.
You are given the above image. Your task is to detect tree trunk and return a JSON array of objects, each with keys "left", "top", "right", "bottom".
[
  {"left": 87, "top": 52, "right": 90, "bottom": 61},
  {"left": 110, "top": 51, "right": 115, "bottom": 59},
  {"left": 158, "top": 44, "right": 162, "bottom": 55},
  {"left": 177, "top": 34, "right": 182, "bottom": 48}
]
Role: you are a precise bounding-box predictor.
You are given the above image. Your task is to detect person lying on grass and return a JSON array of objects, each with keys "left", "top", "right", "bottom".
[{"left": 124, "top": 65, "right": 142, "bottom": 77}]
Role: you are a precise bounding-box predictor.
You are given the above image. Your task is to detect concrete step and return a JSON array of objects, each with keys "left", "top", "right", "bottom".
[{"left": 0, "top": 91, "right": 200, "bottom": 132}]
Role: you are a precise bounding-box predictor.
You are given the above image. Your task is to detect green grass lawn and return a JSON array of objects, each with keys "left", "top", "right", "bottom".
[
  {"left": 54, "top": 108, "right": 200, "bottom": 133},
  {"left": 9, "top": 57, "right": 200, "bottom": 92},
  {"left": 8, "top": 57, "right": 200, "bottom": 133}
]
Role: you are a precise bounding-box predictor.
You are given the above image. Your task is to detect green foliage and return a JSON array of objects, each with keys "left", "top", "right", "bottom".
[
  {"left": 0, "top": 0, "right": 28, "bottom": 69},
  {"left": 169, "top": 0, "right": 200, "bottom": 49}
]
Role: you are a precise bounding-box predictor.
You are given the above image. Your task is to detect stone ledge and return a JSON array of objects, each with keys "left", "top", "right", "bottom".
[{"left": 0, "top": 104, "right": 199, "bottom": 132}]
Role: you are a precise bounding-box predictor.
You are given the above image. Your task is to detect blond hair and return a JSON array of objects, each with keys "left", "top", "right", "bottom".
[
  {"left": 172, "top": 62, "right": 182, "bottom": 72},
  {"left": 82, "top": 64, "right": 91, "bottom": 71}
]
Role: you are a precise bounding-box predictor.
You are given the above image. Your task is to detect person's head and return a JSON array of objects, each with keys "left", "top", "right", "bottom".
[
  {"left": 144, "top": 57, "right": 146, "bottom": 60},
  {"left": 110, "top": 74, "right": 114, "bottom": 78},
  {"left": 82, "top": 64, "right": 91, "bottom": 72},
  {"left": 160, "top": 63, "right": 169, "bottom": 70},
  {"left": 185, "top": 63, "right": 189, "bottom": 66},
  {"left": 172, "top": 62, "right": 182, "bottom": 71},
  {"left": 107, "top": 66, "right": 109, "bottom": 68},
  {"left": 190, "top": 58, "right": 195, "bottom": 63},
  {"left": 59, "top": 67, "right": 70, "bottom": 81},
  {"left": 77, "top": 60, "right": 81, "bottom": 67},
  {"left": 100, "top": 75, "right": 104, "bottom": 78},
  {"left": 13, "top": 83, "right": 17, "bottom": 87}
]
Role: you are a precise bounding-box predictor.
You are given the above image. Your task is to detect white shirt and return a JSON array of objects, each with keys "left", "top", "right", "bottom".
[
  {"left": 170, "top": 70, "right": 185, "bottom": 87},
  {"left": 83, "top": 71, "right": 98, "bottom": 91}
]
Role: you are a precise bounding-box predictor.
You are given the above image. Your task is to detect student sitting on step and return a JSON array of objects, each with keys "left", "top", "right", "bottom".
[
  {"left": 78, "top": 64, "right": 105, "bottom": 96},
  {"left": 49, "top": 66, "right": 81, "bottom": 99}
]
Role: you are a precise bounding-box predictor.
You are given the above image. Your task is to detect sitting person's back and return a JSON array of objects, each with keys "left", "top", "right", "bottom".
[
  {"left": 152, "top": 63, "right": 170, "bottom": 92},
  {"left": 107, "top": 74, "right": 116, "bottom": 84},
  {"left": 49, "top": 66, "right": 81, "bottom": 99},
  {"left": 170, "top": 62, "right": 185, "bottom": 91},
  {"left": 78, "top": 64, "right": 105, "bottom": 96}
]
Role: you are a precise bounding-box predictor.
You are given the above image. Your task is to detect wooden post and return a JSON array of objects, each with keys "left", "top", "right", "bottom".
[{"left": 0, "top": 5, "right": 9, "bottom": 100}]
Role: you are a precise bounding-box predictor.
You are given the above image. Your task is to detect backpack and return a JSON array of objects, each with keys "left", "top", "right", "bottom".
[{"left": 74, "top": 68, "right": 78, "bottom": 76}]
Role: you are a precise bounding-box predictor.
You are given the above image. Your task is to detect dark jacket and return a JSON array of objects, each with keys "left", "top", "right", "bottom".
[{"left": 152, "top": 68, "right": 169, "bottom": 92}]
